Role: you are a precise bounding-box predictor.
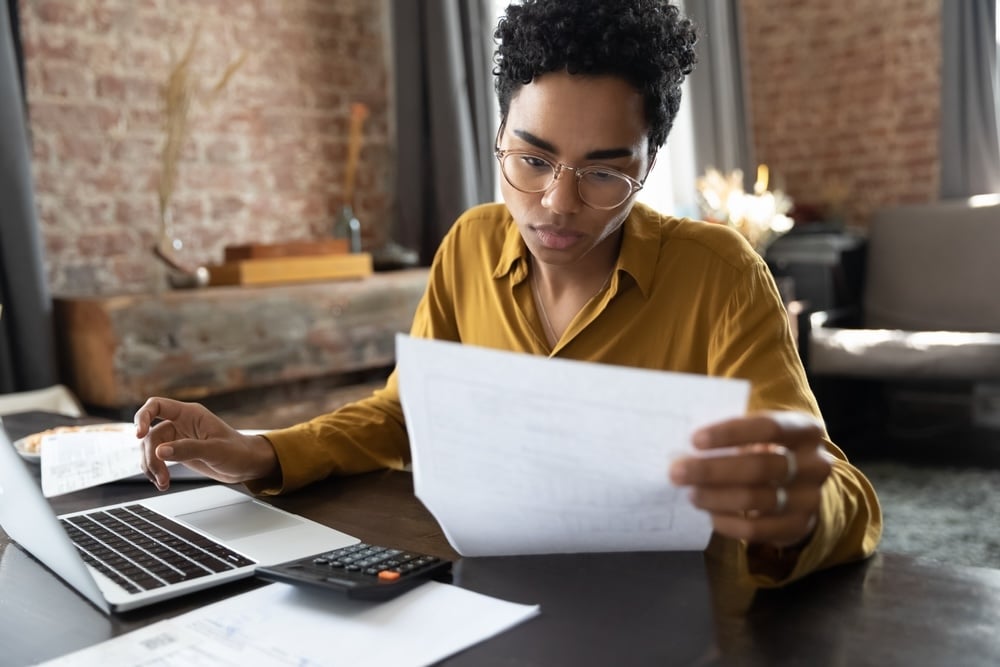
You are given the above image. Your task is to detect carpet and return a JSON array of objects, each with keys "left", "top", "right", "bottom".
[{"left": 857, "top": 461, "right": 1000, "bottom": 571}]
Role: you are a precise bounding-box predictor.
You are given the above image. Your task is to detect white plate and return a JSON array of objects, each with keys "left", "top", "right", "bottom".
[
  {"left": 12, "top": 436, "right": 42, "bottom": 463},
  {"left": 13, "top": 423, "right": 134, "bottom": 464}
]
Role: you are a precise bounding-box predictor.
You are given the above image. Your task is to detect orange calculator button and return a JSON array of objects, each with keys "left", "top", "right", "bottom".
[{"left": 377, "top": 570, "right": 402, "bottom": 581}]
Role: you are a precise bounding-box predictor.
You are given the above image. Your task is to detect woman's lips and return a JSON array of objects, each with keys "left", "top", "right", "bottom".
[{"left": 532, "top": 225, "right": 582, "bottom": 250}]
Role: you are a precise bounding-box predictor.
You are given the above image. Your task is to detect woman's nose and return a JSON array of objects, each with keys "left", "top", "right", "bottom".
[{"left": 540, "top": 168, "right": 583, "bottom": 215}]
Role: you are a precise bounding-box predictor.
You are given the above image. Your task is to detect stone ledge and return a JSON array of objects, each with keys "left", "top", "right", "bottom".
[{"left": 54, "top": 269, "right": 428, "bottom": 410}]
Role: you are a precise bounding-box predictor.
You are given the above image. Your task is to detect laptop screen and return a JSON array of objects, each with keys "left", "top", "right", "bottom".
[{"left": 0, "top": 421, "right": 110, "bottom": 612}]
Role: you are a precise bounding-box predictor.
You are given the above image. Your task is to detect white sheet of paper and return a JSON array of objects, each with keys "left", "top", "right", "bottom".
[
  {"left": 41, "top": 430, "right": 143, "bottom": 497},
  {"left": 40, "top": 581, "right": 539, "bottom": 667},
  {"left": 38, "top": 429, "right": 271, "bottom": 497},
  {"left": 396, "top": 334, "right": 750, "bottom": 556}
]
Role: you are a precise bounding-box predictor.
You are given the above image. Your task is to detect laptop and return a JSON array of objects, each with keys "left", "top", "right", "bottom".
[{"left": 0, "top": 423, "right": 358, "bottom": 613}]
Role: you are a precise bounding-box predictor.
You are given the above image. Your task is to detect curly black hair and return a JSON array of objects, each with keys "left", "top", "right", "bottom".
[{"left": 494, "top": 0, "right": 697, "bottom": 153}]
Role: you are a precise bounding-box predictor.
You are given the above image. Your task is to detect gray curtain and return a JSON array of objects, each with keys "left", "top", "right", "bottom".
[
  {"left": 391, "top": 0, "right": 496, "bottom": 264},
  {"left": 685, "top": 0, "right": 755, "bottom": 189},
  {"left": 1, "top": 1, "right": 58, "bottom": 393},
  {"left": 940, "top": 0, "right": 1000, "bottom": 198}
]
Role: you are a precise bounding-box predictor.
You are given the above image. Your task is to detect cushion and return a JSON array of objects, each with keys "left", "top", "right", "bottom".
[
  {"left": 864, "top": 201, "right": 1000, "bottom": 332},
  {"left": 809, "top": 326, "right": 1000, "bottom": 380}
]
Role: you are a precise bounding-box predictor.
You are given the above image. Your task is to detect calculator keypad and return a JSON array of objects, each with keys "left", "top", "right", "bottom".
[
  {"left": 255, "top": 542, "right": 452, "bottom": 601},
  {"left": 311, "top": 543, "right": 442, "bottom": 578}
]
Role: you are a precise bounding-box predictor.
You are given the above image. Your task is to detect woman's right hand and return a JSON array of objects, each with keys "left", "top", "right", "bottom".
[{"left": 134, "top": 397, "right": 280, "bottom": 491}]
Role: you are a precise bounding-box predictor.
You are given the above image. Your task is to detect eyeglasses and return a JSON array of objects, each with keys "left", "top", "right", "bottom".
[{"left": 494, "top": 147, "right": 645, "bottom": 210}]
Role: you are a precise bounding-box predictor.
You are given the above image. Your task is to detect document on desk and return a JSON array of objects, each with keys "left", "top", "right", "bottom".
[
  {"left": 39, "top": 429, "right": 265, "bottom": 497},
  {"left": 41, "top": 580, "right": 539, "bottom": 666},
  {"left": 396, "top": 335, "right": 750, "bottom": 556},
  {"left": 40, "top": 429, "right": 143, "bottom": 497}
]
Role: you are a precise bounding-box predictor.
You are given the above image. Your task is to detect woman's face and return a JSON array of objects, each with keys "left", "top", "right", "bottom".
[{"left": 498, "top": 71, "right": 651, "bottom": 269}]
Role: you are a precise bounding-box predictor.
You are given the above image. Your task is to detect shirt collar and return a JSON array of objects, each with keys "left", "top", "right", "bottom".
[
  {"left": 617, "top": 203, "right": 660, "bottom": 299},
  {"left": 492, "top": 202, "right": 661, "bottom": 298},
  {"left": 493, "top": 209, "right": 530, "bottom": 282}
]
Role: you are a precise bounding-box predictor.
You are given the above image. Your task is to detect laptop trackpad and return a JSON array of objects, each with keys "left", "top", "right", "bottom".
[{"left": 177, "top": 501, "right": 301, "bottom": 541}]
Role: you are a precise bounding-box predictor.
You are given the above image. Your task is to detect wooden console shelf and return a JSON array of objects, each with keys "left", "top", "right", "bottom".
[{"left": 53, "top": 269, "right": 428, "bottom": 410}]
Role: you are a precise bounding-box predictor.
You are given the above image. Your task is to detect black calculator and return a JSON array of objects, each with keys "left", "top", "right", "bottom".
[{"left": 255, "top": 542, "right": 453, "bottom": 601}]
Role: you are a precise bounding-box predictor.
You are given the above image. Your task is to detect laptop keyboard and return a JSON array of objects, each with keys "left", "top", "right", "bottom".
[{"left": 60, "top": 504, "right": 255, "bottom": 594}]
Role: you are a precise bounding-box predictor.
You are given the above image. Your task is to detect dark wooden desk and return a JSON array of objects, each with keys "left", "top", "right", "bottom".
[{"left": 3, "top": 413, "right": 1000, "bottom": 666}]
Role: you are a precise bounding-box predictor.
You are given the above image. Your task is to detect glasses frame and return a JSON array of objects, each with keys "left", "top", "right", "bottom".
[{"left": 493, "top": 146, "right": 646, "bottom": 211}]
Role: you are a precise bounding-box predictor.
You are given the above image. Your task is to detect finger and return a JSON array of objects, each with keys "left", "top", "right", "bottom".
[
  {"left": 134, "top": 397, "right": 178, "bottom": 437},
  {"left": 692, "top": 411, "right": 824, "bottom": 452},
  {"left": 144, "top": 461, "right": 169, "bottom": 491},
  {"left": 133, "top": 397, "right": 205, "bottom": 438},
  {"left": 154, "top": 438, "right": 218, "bottom": 465},
  {"left": 142, "top": 462, "right": 169, "bottom": 491},
  {"left": 154, "top": 438, "right": 249, "bottom": 485},
  {"left": 142, "top": 420, "right": 178, "bottom": 491},
  {"left": 689, "top": 483, "right": 821, "bottom": 517},
  {"left": 671, "top": 447, "right": 828, "bottom": 486},
  {"left": 134, "top": 397, "right": 164, "bottom": 437},
  {"left": 143, "top": 453, "right": 170, "bottom": 491}
]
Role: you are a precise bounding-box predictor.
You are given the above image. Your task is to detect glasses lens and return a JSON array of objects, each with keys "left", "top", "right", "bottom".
[
  {"left": 500, "top": 153, "right": 555, "bottom": 193},
  {"left": 498, "top": 152, "right": 638, "bottom": 209},
  {"left": 578, "top": 169, "right": 634, "bottom": 209}
]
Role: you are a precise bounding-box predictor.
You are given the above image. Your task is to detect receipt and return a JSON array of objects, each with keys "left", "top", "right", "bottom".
[{"left": 40, "top": 428, "right": 143, "bottom": 497}]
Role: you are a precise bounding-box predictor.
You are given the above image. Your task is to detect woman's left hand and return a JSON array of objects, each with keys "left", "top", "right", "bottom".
[{"left": 669, "top": 411, "right": 833, "bottom": 548}]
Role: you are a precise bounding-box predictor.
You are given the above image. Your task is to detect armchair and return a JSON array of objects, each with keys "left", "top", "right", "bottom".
[{"left": 805, "top": 199, "right": 1000, "bottom": 449}]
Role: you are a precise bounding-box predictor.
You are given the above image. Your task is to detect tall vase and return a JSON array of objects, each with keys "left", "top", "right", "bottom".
[{"left": 153, "top": 207, "right": 209, "bottom": 289}]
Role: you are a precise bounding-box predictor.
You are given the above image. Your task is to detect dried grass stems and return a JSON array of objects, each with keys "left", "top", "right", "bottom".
[{"left": 157, "top": 27, "right": 247, "bottom": 259}]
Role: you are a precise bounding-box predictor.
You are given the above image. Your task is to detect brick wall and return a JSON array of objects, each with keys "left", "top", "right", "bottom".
[
  {"left": 20, "top": 0, "right": 394, "bottom": 296},
  {"left": 20, "top": 0, "right": 946, "bottom": 297},
  {"left": 740, "top": 0, "right": 941, "bottom": 228}
]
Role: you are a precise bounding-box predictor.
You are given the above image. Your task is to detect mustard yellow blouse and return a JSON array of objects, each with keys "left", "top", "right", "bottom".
[{"left": 257, "top": 202, "right": 882, "bottom": 586}]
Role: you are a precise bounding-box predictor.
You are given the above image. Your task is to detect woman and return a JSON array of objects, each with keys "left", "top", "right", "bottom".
[{"left": 138, "top": 0, "right": 881, "bottom": 587}]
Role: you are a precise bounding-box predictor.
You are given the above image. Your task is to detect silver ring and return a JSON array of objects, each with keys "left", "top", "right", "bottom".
[
  {"left": 775, "top": 487, "right": 788, "bottom": 513},
  {"left": 780, "top": 447, "right": 798, "bottom": 484}
]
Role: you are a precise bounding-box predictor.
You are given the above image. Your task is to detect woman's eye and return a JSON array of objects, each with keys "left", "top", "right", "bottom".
[
  {"left": 520, "top": 155, "right": 549, "bottom": 169},
  {"left": 586, "top": 169, "right": 616, "bottom": 182}
]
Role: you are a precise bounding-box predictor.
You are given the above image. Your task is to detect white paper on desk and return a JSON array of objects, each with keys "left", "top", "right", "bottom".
[
  {"left": 40, "top": 581, "right": 540, "bottom": 667},
  {"left": 41, "top": 430, "right": 144, "bottom": 497},
  {"left": 396, "top": 334, "right": 750, "bottom": 556},
  {"left": 39, "top": 429, "right": 271, "bottom": 496}
]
